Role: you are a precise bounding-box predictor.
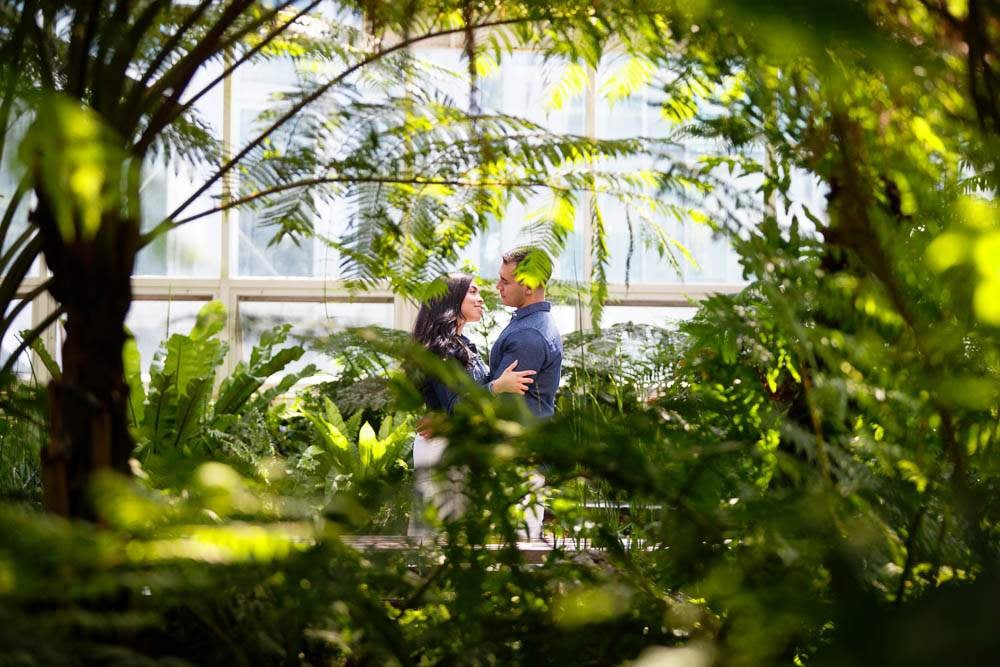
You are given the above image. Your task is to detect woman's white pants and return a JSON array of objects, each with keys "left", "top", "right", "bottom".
[
  {"left": 409, "top": 433, "right": 544, "bottom": 541},
  {"left": 409, "top": 433, "right": 465, "bottom": 536}
]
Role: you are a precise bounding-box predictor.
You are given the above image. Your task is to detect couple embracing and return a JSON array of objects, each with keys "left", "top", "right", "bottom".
[{"left": 409, "top": 247, "right": 563, "bottom": 538}]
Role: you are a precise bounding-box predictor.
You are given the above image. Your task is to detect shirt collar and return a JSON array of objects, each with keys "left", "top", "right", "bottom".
[{"left": 513, "top": 301, "right": 551, "bottom": 320}]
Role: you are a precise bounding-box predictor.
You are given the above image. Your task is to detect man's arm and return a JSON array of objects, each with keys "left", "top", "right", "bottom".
[{"left": 487, "top": 329, "right": 548, "bottom": 394}]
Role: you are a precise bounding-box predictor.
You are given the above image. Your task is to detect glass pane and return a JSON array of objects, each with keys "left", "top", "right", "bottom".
[
  {"left": 239, "top": 300, "right": 395, "bottom": 376},
  {"left": 595, "top": 59, "right": 746, "bottom": 285},
  {"left": 231, "top": 58, "right": 348, "bottom": 278},
  {"left": 779, "top": 168, "right": 828, "bottom": 233},
  {"left": 479, "top": 52, "right": 586, "bottom": 131},
  {"left": 551, "top": 303, "right": 579, "bottom": 336},
  {"left": 466, "top": 303, "right": 578, "bottom": 359},
  {"left": 125, "top": 300, "right": 210, "bottom": 374},
  {"left": 0, "top": 116, "right": 37, "bottom": 277},
  {"left": 485, "top": 52, "right": 586, "bottom": 282},
  {"left": 600, "top": 305, "right": 699, "bottom": 329},
  {"left": 413, "top": 49, "right": 587, "bottom": 282},
  {"left": 135, "top": 62, "right": 224, "bottom": 277},
  {"left": 1, "top": 300, "right": 34, "bottom": 378}
]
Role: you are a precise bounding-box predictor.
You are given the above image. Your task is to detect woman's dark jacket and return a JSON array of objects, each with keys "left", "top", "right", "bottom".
[{"left": 421, "top": 335, "right": 489, "bottom": 414}]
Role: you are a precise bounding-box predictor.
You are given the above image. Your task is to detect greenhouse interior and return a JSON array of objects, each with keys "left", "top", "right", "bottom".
[{"left": 1, "top": 1, "right": 998, "bottom": 665}]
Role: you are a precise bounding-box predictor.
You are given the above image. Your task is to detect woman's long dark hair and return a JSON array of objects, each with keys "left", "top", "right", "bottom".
[{"left": 412, "top": 272, "right": 474, "bottom": 368}]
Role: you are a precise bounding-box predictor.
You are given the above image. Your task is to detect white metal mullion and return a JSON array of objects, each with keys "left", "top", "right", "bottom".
[
  {"left": 131, "top": 276, "right": 395, "bottom": 301},
  {"left": 394, "top": 296, "right": 418, "bottom": 333},
  {"left": 14, "top": 276, "right": 46, "bottom": 294},
  {"left": 579, "top": 65, "right": 597, "bottom": 331},
  {"left": 219, "top": 51, "right": 239, "bottom": 382},
  {"left": 604, "top": 282, "right": 743, "bottom": 306},
  {"left": 131, "top": 277, "right": 219, "bottom": 299},
  {"left": 226, "top": 278, "right": 392, "bottom": 300},
  {"left": 28, "top": 259, "right": 57, "bottom": 384}
]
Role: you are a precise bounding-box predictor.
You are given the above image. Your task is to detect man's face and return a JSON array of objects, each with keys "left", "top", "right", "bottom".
[{"left": 497, "top": 261, "right": 529, "bottom": 308}]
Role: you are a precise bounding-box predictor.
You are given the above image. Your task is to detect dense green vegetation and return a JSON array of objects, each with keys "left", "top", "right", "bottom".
[{"left": 2, "top": 1, "right": 999, "bottom": 664}]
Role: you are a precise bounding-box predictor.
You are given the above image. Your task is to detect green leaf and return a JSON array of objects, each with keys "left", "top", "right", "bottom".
[
  {"left": 546, "top": 62, "right": 589, "bottom": 111},
  {"left": 974, "top": 279, "right": 1000, "bottom": 326},
  {"left": 357, "top": 422, "right": 380, "bottom": 467},
  {"left": 938, "top": 377, "right": 1000, "bottom": 410},
  {"left": 600, "top": 56, "right": 656, "bottom": 105},
  {"left": 256, "top": 363, "right": 318, "bottom": 408},
  {"left": 344, "top": 410, "right": 363, "bottom": 443},
  {"left": 215, "top": 346, "right": 304, "bottom": 415},
  {"left": 24, "top": 332, "right": 60, "bottom": 381},
  {"left": 306, "top": 399, "right": 351, "bottom": 452},
  {"left": 190, "top": 301, "right": 227, "bottom": 341},
  {"left": 897, "top": 460, "right": 928, "bottom": 493},
  {"left": 377, "top": 413, "right": 395, "bottom": 440},
  {"left": 926, "top": 232, "right": 969, "bottom": 273},
  {"left": 123, "top": 331, "right": 144, "bottom": 428},
  {"left": 172, "top": 376, "right": 213, "bottom": 450},
  {"left": 18, "top": 94, "right": 130, "bottom": 242},
  {"left": 139, "top": 301, "right": 227, "bottom": 452}
]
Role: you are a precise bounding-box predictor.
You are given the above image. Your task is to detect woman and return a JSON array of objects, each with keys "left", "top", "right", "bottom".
[{"left": 409, "top": 272, "right": 534, "bottom": 535}]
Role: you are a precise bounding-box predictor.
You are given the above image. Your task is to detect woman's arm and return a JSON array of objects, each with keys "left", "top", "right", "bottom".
[
  {"left": 429, "top": 377, "right": 463, "bottom": 415},
  {"left": 490, "top": 360, "right": 536, "bottom": 394}
]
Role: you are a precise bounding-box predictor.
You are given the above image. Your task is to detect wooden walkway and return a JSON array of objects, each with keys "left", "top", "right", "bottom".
[{"left": 342, "top": 535, "right": 597, "bottom": 565}]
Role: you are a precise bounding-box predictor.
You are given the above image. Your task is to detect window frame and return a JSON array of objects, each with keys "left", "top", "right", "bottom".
[{"left": 12, "top": 41, "right": 753, "bottom": 382}]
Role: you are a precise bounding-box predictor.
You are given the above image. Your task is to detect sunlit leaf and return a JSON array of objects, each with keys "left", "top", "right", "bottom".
[
  {"left": 973, "top": 278, "right": 1000, "bottom": 326},
  {"left": 926, "top": 232, "right": 969, "bottom": 272}
]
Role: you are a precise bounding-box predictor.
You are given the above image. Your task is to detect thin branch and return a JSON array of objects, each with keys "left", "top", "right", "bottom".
[
  {"left": 66, "top": 0, "right": 102, "bottom": 98},
  {"left": 0, "top": 225, "right": 36, "bottom": 274},
  {"left": 894, "top": 504, "right": 927, "bottom": 606},
  {"left": 26, "top": 2, "right": 56, "bottom": 89},
  {"left": 140, "top": 0, "right": 254, "bottom": 106},
  {"left": 134, "top": 0, "right": 320, "bottom": 144},
  {"left": 929, "top": 513, "right": 949, "bottom": 585},
  {"left": 98, "top": 0, "right": 170, "bottom": 116},
  {"left": 0, "top": 174, "right": 30, "bottom": 248},
  {"left": 131, "top": 0, "right": 266, "bottom": 142},
  {"left": 91, "top": 0, "right": 132, "bottom": 111},
  {"left": 937, "top": 405, "right": 990, "bottom": 562},
  {"left": 142, "top": 174, "right": 556, "bottom": 244},
  {"left": 831, "top": 108, "right": 991, "bottom": 561},
  {"left": 1, "top": 278, "right": 52, "bottom": 336},
  {"left": 0, "top": 305, "right": 63, "bottom": 380},
  {"left": 0, "top": 2, "right": 33, "bottom": 162},
  {"left": 398, "top": 562, "right": 447, "bottom": 612},
  {"left": 0, "top": 235, "right": 43, "bottom": 319},
  {"left": 129, "top": 0, "right": 214, "bottom": 106},
  {"left": 802, "top": 371, "right": 832, "bottom": 482}
]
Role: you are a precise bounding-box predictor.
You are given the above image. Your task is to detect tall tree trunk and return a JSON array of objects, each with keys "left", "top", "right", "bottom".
[{"left": 34, "top": 194, "right": 140, "bottom": 519}]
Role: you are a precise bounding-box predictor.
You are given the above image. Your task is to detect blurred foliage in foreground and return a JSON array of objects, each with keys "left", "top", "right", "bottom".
[
  {"left": 2, "top": 297, "right": 999, "bottom": 664},
  {"left": 2, "top": 0, "right": 1000, "bottom": 664}
]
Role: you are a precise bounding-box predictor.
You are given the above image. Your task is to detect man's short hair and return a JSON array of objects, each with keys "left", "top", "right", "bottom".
[{"left": 502, "top": 246, "right": 552, "bottom": 287}]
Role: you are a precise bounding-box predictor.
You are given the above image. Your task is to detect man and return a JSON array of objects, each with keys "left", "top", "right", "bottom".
[
  {"left": 488, "top": 247, "right": 563, "bottom": 417},
  {"left": 487, "top": 246, "right": 562, "bottom": 541}
]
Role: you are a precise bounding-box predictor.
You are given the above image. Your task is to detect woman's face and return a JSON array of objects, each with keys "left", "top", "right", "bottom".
[{"left": 459, "top": 282, "right": 485, "bottom": 323}]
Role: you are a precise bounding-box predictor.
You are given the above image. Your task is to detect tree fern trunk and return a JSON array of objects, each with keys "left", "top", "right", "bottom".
[{"left": 34, "top": 195, "right": 139, "bottom": 519}]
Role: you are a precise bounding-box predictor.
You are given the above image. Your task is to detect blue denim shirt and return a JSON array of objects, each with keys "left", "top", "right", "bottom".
[
  {"left": 422, "top": 335, "right": 489, "bottom": 414},
  {"left": 488, "top": 301, "right": 562, "bottom": 418}
]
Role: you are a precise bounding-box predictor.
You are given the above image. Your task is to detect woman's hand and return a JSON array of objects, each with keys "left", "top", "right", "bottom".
[
  {"left": 415, "top": 414, "right": 434, "bottom": 438},
  {"left": 492, "top": 360, "right": 536, "bottom": 395}
]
